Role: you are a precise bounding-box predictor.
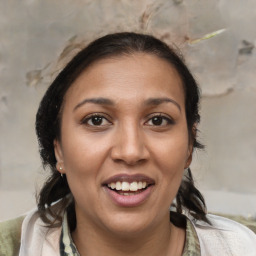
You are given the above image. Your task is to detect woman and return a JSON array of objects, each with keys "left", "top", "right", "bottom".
[{"left": 1, "top": 32, "right": 256, "bottom": 256}]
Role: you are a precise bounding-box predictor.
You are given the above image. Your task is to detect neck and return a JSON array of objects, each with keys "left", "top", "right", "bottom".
[{"left": 72, "top": 213, "right": 185, "bottom": 256}]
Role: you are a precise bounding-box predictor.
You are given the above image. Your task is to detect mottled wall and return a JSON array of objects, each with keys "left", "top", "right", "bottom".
[{"left": 0, "top": 0, "right": 255, "bottom": 220}]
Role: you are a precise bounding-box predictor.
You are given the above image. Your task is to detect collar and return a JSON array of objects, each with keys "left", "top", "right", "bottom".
[
  {"left": 19, "top": 209, "right": 61, "bottom": 256},
  {"left": 60, "top": 212, "right": 80, "bottom": 256}
]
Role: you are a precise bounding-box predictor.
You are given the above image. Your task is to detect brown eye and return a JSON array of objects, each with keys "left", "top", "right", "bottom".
[
  {"left": 151, "top": 116, "right": 164, "bottom": 126},
  {"left": 145, "top": 114, "right": 174, "bottom": 126},
  {"left": 90, "top": 116, "right": 104, "bottom": 125},
  {"left": 82, "top": 114, "right": 111, "bottom": 127}
]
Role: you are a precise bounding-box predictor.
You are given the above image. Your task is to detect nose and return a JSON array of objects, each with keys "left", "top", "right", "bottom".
[{"left": 110, "top": 123, "right": 149, "bottom": 165}]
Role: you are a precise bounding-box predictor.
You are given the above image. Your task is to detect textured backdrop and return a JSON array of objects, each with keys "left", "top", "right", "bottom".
[{"left": 0, "top": 0, "right": 256, "bottom": 220}]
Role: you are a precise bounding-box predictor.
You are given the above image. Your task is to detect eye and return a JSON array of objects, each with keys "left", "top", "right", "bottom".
[
  {"left": 82, "top": 114, "right": 111, "bottom": 127},
  {"left": 145, "top": 114, "right": 174, "bottom": 126}
]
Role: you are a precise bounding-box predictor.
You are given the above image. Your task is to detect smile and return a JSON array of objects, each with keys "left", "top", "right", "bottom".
[
  {"left": 107, "top": 181, "right": 148, "bottom": 193},
  {"left": 103, "top": 174, "right": 155, "bottom": 206}
]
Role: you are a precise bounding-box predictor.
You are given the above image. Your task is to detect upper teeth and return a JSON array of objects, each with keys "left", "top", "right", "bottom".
[{"left": 107, "top": 181, "right": 147, "bottom": 191}]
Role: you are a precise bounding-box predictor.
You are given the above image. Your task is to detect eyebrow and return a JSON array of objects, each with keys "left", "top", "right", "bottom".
[
  {"left": 73, "top": 97, "right": 181, "bottom": 112},
  {"left": 145, "top": 97, "right": 181, "bottom": 112},
  {"left": 73, "top": 97, "right": 114, "bottom": 111}
]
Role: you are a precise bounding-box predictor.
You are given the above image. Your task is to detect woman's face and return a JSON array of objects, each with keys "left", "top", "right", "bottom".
[{"left": 54, "top": 53, "right": 193, "bottom": 235}]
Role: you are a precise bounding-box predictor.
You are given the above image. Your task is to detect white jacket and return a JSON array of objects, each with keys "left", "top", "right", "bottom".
[
  {"left": 19, "top": 210, "right": 256, "bottom": 256},
  {"left": 191, "top": 214, "right": 256, "bottom": 256}
]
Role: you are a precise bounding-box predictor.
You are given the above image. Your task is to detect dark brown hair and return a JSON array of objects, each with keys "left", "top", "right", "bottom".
[{"left": 36, "top": 32, "right": 208, "bottom": 229}]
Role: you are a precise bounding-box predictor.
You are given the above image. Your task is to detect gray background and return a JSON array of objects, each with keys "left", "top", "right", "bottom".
[{"left": 0, "top": 0, "right": 256, "bottom": 220}]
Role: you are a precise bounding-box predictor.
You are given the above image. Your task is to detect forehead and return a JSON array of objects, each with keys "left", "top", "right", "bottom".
[{"left": 65, "top": 53, "right": 184, "bottom": 105}]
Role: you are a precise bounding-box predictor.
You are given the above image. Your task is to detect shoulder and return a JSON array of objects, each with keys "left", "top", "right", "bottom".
[
  {"left": 0, "top": 216, "right": 25, "bottom": 256},
  {"left": 192, "top": 214, "right": 256, "bottom": 255},
  {"left": 207, "top": 214, "right": 256, "bottom": 233}
]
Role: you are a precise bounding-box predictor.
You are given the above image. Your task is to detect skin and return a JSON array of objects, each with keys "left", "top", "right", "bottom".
[{"left": 54, "top": 53, "right": 193, "bottom": 256}]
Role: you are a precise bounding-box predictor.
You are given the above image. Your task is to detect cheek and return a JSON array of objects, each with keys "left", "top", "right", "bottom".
[
  {"left": 149, "top": 130, "right": 190, "bottom": 171},
  {"left": 148, "top": 128, "right": 189, "bottom": 200},
  {"left": 60, "top": 133, "right": 109, "bottom": 209},
  {"left": 62, "top": 134, "right": 109, "bottom": 176}
]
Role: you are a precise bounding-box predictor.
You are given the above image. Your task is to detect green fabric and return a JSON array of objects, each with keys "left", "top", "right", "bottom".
[
  {"left": 0, "top": 216, "right": 25, "bottom": 256},
  {"left": 183, "top": 218, "right": 201, "bottom": 255}
]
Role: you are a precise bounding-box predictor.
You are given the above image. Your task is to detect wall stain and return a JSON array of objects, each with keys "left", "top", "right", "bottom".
[
  {"left": 239, "top": 40, "right": 254, "bottom": 55},
  {"left": 202, "top": 87, "right": 234, "bottom": 98},
  {"left": 139, "top": 2, "right": 164, "bottom": 30},
  {"left": 0, "top": 95, "right": 8, "bottom": 119},
  {"left": 173, "top": 0, "right": 183, "bottom": 4},
  {"left": 0, "top": 95, "right": 8, "bottom": 107},
  {"left": 59, "top": 36, "right": 86, "bottom": 61},
  {"left": 26, "top": 63, "right": 50, "bottom": 88}
]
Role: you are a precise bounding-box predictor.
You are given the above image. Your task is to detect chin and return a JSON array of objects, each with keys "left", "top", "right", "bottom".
[{"left": 101, "top": 210, "right": 158, "bottom": 237}]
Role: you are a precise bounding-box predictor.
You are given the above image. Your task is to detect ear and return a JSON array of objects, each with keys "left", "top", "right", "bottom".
[
  {"left": 185, "top": 124, "right": 196, "bottom": 168},
  {"left": 185, "top": 146, "right": 193, "bottom": 169},
  {"left": 54, "top": 139, "right": 65, "bottom": 173}
]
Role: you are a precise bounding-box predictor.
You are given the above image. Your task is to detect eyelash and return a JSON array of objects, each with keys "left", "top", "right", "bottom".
[
  {"left": 81, "top": 113, "right": 111, "bottom": 127},
  {"left": 81, "top": 113, "right": 174, "bottom": 127},
  {"left": 144, "top": 114, "right": 174, "bottom": 127}
]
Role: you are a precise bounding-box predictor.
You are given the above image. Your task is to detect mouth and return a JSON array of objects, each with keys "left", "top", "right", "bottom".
[
  {"left": 102, "top": 174, "right": 155, "bottom": 207},
  {"left": 106, "top": 181, "right": 152, "bottom": 195}
]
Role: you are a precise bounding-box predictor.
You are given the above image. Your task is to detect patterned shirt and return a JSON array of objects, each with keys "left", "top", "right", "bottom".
[{"left": 60, "top": 213, "right": 201, "bottom": 256}]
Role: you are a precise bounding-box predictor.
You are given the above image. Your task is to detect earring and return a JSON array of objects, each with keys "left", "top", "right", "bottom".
[{"left": 59, "top": 166, "right": 64, "bottom": 178}]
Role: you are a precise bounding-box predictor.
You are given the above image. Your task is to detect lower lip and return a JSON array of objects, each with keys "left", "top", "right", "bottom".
[{"left": 104, "top": 186, "right": 154, "bottom": 207}]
